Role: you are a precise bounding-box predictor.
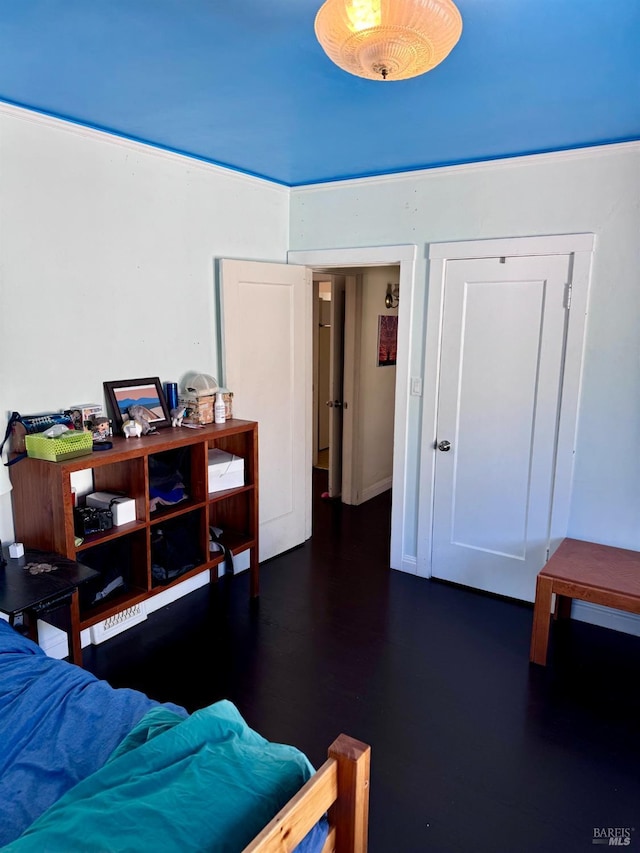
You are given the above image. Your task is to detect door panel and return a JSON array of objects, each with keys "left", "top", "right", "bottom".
[
  {"left": 220, "top": 259, "right": 311, "bottom": 562},
  {"left": 432, "top": 254, "right": 570, "bottom": 601}
]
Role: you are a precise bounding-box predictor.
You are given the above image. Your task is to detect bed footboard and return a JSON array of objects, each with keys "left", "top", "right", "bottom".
[{"left": 243, "top": 734, "right": 371, "bottom": 853}]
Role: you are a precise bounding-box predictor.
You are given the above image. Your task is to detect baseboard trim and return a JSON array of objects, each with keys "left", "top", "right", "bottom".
[
  {"left": 572, "top": 600, "right": 640, "bottom": 638},
  {"left": 144, "top": 572, "right": 210, "bottom": 617},
  {"left": 360, "top": 478, "right": 392, "bottom": 504}
]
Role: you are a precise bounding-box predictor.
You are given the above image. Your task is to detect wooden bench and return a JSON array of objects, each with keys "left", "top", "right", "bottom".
[{"left": 530, "top": 538, "right": 640, "bottom": 666}]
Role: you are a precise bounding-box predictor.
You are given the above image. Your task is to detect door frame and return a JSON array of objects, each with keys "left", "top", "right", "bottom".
[
  {"left": 416, "top": 233, "right": 595, "bottom": 579},
  {"left": 288, "top": 245, "right": 417, "bottom": 573},
  {"left": 312, "top": 273, "right": 335, "bottom": 470},
  {"left": 312, "top": 272, "right": 347, "bottom": 499},
  {"left": 341, "top": 273, "right": 360, "bottom": 505}
]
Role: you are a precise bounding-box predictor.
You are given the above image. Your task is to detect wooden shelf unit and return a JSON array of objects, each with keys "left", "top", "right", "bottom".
[{"left": 10, "top": 420, "right": 259, "bottom": 631}]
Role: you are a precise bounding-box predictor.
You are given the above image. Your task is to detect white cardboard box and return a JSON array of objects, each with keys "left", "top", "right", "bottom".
[
  {"left": 86, "top": 491, "right": 136, "bottom": 526},
  {"left": 208, "top": 449, "right": 244, "bottom": 493}
]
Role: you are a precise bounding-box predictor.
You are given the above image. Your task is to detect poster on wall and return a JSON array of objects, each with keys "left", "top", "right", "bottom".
[{"left": 377, "top": 315, "right": 398, "bottom": 367}]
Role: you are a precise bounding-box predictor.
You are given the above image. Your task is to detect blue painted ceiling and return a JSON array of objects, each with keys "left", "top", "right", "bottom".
[{"left": 0, "top": 0, "right": 638, "bottom": 186}]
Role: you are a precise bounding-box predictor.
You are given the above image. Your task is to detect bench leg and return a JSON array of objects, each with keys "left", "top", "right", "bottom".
[
  {"left": 530, "top": 575, "right": 554, "bottom": 666},
  {"left": 554, "top": 594, "right": 572, "bottom": 621}
]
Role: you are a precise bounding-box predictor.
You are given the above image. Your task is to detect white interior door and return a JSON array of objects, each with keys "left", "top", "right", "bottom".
[
  {"left": 328, "top": 276, "right": 345, "bottom": 497},
  {"left": 432, "top": 253, "right": 572, "bottom": 602},
  {"left": 220, "top": 259, "right": 312, "bottom": 562}
]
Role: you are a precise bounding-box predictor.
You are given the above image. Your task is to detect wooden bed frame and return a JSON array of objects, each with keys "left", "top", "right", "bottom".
[{"left": 245, "top": 734, "right": 371, "bottom": 853}]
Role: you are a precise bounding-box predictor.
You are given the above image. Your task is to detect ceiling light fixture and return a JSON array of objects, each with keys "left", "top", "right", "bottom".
[{"left": 314, "top": 0, "right": 462, "bottom": 81}]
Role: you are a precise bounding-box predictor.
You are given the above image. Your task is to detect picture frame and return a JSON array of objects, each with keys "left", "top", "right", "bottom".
[
  {"left": 377, "top": 315, "right": 398, "bottom": 367},
  {"left": 103, "top": 377, "right": 170, "bottom": 433}
]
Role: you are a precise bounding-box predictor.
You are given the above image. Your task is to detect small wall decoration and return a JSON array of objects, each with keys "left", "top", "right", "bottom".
[
  {"left": 104, "top": 377, "right": 170, "bottom": 433},
  {"left": 377, "top": 315, "right": 398, "bottom": 367}
]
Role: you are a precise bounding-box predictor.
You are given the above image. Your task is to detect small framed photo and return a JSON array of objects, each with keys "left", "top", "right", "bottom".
[
  {"left": 377, "top": 315, "right": 398, "bottom": 367},
  {"left": 104, "top": 377, "right": 170, "bottom": 433}
]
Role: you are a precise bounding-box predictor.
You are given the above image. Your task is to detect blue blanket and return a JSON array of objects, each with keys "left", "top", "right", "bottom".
[
  {"left": 0, "top": 618, "right": 186, "bottom": 846},
  {"left": 5, "top": 702, "right": 328, "bottom": 852},
  {"left": 0, "top": 619, "right": 327, "bottom": 852}
]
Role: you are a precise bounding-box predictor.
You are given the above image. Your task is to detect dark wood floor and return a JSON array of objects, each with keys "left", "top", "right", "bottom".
[{"left": 85, "top": 471, "right": 640, "bottom": 852}]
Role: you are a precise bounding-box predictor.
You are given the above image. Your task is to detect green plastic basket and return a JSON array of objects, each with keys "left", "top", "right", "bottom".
[{"left": 25, "top": 430, "right": 93, "bottom": 462}]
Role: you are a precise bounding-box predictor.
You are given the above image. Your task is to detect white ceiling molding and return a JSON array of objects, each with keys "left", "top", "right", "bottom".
[
  {"left": 290, "top": 140, "right": 640, "bottom": 194},
  {"left": 0, "top": 100, "right": 290, "bottom": 194},
  {"left": 1, "top": 99, "right": 637, "bottom": 193}
]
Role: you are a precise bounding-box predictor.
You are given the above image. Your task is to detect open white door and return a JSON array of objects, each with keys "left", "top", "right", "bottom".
[{"left": 220, "top": 259, "right": 312, "bottom": 562}]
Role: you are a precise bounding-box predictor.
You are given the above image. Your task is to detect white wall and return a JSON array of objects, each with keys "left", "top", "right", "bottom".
[
  {"left": 290, "top": 143, "right": 640, "bottom": 558},
  {"left": 0, "top": 106, "right": 289, "bottom": 541},
  {"left": 2, "top": 108, "right": 638, "bottom": 582}
]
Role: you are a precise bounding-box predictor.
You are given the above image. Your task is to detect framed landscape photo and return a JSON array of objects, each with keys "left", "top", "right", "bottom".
[{"left": 104, "top": 377, "right": 170, "bottom": 433}]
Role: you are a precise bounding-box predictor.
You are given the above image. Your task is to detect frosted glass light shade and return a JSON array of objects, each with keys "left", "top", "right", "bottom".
[{"left": 314, "top": 0, "right": 462, "bottom": 81}]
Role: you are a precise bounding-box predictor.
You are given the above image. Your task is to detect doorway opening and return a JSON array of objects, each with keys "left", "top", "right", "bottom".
[
  {"left": 311, "top": 266, "right": 400, "bottom": 506},
  {"left": 313, "top": 276, "right": 335, "bottom": 474},
  {"left": 289, "top": 244, "right": 416, "bottom": 574}
]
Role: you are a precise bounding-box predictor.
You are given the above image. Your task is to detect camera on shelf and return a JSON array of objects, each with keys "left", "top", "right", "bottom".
[{"left": 73, "top": 506, "right": 113, "bottom": 537}]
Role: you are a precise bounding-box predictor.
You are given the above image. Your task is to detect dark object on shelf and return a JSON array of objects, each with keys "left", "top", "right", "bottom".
[
  {"left": 78, "top": 540, "right": 130, "bottom": 608},
  {"left": 152, "top": 516, "right": 203, "bottom": 585},
  {"left": 73, "top": 506, "right": 113, "bottom": 538},
  {"left": 85, "top": 565, "right": 126, "bottom": 606},
  {"left": 210, "top": 526, "right": 234, "bottom": 577}
]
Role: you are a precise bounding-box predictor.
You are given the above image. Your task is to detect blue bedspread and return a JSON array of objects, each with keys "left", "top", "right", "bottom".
[
  {"left": 5, "top": 702, "right": 328, "bottom": 852},
  {"left": 0, "top": 619, "right": 328, "bottom": 852},
  {"left": 0, "top": 618, "right": 186, "bottom": 846}
]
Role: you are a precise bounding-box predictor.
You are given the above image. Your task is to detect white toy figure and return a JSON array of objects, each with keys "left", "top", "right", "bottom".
[
  {"left": 122, "top": 419, "right": 142, "bottom": 438},
  {"left": 171, "top": 405, "right": 186, "bottom": 428}
]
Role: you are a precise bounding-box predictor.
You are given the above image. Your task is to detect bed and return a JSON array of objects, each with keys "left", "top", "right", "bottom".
[{"left": 0, "top": 618, "right": 370, "bottom": 852}]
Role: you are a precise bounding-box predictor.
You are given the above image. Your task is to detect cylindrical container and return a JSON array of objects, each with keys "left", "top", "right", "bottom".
[
  {"left": 217, "top": 388, "right": 233, "bottom": 420},
  {"left": 214, "top": 392, "right": 226, "bottom": 424},
  {"left": 165, "top": 382, "right": 178, "bottom": 411}
]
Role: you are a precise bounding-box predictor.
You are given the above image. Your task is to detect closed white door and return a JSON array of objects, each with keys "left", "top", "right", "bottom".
[
  {"left": 220, "top": 259, "right": 312, "bottom": 562},
  {"left": 432, "top": 253, "right": 571, "bottom": 602}
]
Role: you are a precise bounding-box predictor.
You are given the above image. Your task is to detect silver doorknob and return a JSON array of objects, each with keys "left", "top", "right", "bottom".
[
  {"left": 326, "top": 400, "right": 333, "bottom": 407},
  {"left": 438, "top": 440, "right": 451, "bottom": 452}
]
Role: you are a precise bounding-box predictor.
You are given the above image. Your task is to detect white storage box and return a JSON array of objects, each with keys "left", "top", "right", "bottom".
[
  {"left": 86, "top": 491, "right": 136, "bottom": 526},
  {"left": 208, "top": 449, "right": 244, "bottom": 493}
]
